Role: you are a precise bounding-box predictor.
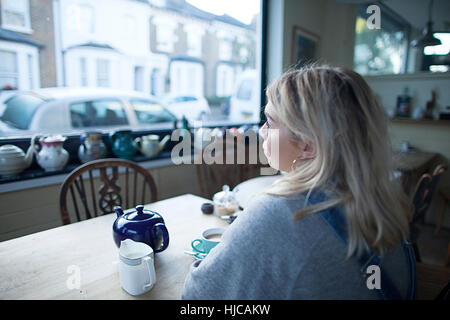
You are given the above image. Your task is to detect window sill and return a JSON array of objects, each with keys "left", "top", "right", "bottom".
[
  {"left": 1, "top": 24, "right": 34, "bottom": 35},
  {"left": 0, "top": 152, "right": 185, "bottom": 194}
]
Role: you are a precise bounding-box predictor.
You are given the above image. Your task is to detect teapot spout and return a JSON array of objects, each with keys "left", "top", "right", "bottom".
[
  {"left": 158, "top": 134, "right": 170, "bottom": 152},
  {"left": 114, "top": 206, "right": 124, "bottom": 218}
]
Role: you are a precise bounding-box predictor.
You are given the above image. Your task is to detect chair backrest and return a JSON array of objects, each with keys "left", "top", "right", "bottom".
[
  {"left": 59, "top": 158, "right": 157, "bottom": 225},
  {"left": 411, "top": 164, "right": 447, "bottom": 224}
]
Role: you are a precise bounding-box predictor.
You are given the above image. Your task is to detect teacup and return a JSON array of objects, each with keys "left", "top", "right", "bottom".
[{"left": 191, "top": 228, "right": 225, "bottom": 254}]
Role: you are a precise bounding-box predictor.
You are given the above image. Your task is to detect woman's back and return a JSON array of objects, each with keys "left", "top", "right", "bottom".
[{"left": 182, "top": 190, "right": 410, "bottom": 299}]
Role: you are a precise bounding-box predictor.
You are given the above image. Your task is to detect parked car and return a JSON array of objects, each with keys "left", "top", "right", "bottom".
[
  {"left": 229, "top": 69, "right": 260, "bottom": 123},
  {"left": 0, "top": 87, "right": 177, "bottom": 137},
  {"left": 161, "top": 94, "right": 211, "bottom": 123}
]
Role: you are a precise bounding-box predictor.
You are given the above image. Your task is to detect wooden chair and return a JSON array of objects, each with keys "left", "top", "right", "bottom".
[
  {"left": 435, "top": 188, "right": 450, "bottom": 235},
  {"left": 59, "top": 158, "right": 157, "bottom": 225},
  {"left": 410, "top": 164, "right": 447, "bottom": 262},
  {"left": 195, "top": 139, "right": 267, "bottom": 199}
]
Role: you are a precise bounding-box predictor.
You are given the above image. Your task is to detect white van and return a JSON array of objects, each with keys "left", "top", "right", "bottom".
[{"left": 229, "top": 69, "right": 260, "bottom": 123}]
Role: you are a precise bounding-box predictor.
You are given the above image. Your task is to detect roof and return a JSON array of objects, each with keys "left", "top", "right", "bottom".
[
  {"left": 65, "top": 42, "right": 119, "bottom": 52},
  {"left": 0, "top": 28, "right": 43, "bottom": 48},
  {"left": 169, "top": 54, "right": 204, "bottom": 64},
  {"left": 151, "top": 0, "right": 253, "bottom": 30}
]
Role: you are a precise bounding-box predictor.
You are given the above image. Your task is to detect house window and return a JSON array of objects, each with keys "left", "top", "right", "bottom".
[
  {"left": 96, "top": 59, "right": 110, "bottom": 87},
  {"left": 66, "top": 4, "right": 95, "bottom": 34},
  {"left": 219, "top": 39, "right": 233, "bottom": 61},
  {"left": 0, "top": 50, "right": 18, "bottom": 89},
  {"left": 1, "top": 0, "right": 31, "bottom": 32},
  {"left": 80, "top": 57, "right": 88, "bottom": 86},
  {"left": 27, "top": 53, "right": 33, "bottom": 89},
  {"left": 353, "top": 4, "right": 409, "bottom": 75},
  {"left": 155, "top": 23, "right": 175, "bottom": 52},
  {"left": 216, "top": 64, "right": 234, "bottom": 97},
  {"left": 185, "top": 25, "right": 203, "bottom": 57}
]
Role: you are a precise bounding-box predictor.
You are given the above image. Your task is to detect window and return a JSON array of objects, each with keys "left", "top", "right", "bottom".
[
  {"left": 0, "top": 0, "right": 263, "bottom": 139},
  {"left": 1, "top": 0, "right": 31, "bottom": 32},
  {"left": 70, "top": 99, "right": 128, "bottom": 128},
  {"left": 155, "top": 22, "right": 175, "bottom": 53},
  {"left": 353, "top": 4, "right": 409, "bottom": 75},
  {"left": 66, "top": 4, "right": 94, "bottom": 34},
  {"left": 219, "top": 39, "right": 233, "bottom": 61},
  {"left": 96, "top": 59, "right": 110, "bottom": 87},
  {"left": 185, "top": 25, "right": 203, "bottom": 57},
  {"left": 130, "top": 99, "right": 176, "bottom": 124},
  {"left": 27, "top": 54, "right": 33, "bottom": 89},
  {"left": 80, "top": 58, "right": 88, "bottom": 87},
  {"left": 0, "top": 50, "right": 18, "bottom": 89}
]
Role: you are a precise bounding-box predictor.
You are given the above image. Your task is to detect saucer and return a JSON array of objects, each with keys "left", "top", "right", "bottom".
[{"left": 183, "top": 249, "right": 207, "bottom": 260}]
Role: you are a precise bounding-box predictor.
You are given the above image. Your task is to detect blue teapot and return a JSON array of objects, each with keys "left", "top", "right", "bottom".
[{"left": 113, "top": 205, "right": 169, "bottom": 253}]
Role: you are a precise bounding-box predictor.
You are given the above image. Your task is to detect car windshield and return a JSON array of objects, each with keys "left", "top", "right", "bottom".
[
  {"left": 0, "top": 94, "right": 44, "bottom": 129},
  {"left": 130, "top": 99, "right": 176, "bottom": 124}
]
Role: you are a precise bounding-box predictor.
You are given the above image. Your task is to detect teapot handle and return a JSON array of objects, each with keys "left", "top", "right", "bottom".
[
  {"left": 32, "top": 135, "right": 41, "bottom": 153},
  {"left": 134, "top": 137, "right": 142, "bottom": 152},
  {"left": 152, "top": 223, "right": 169, "bottom": 253}
]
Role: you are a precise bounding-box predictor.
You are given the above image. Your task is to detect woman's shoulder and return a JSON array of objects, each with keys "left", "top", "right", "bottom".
[
  {"left": 244, "top": 188, "right": 335, "bottom": 218},
  {"left": 238, "top": 189, "right": 336, "bottom": 242}
]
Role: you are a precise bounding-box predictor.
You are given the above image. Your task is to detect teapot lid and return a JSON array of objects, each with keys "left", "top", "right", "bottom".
[
  {"left": 40, "top": 135, "right": 66, "bottom": 144},
  {"left": 124, "top": 205, "right": 156, "bottom": 221}
]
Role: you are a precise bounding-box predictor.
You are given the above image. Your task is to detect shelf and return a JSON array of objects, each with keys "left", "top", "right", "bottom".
[{"left": 390, "top": 118, "right": 450, "bottom": 125}]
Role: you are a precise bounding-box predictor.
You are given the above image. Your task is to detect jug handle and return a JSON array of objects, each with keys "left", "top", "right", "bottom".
[
  {"left": 134, "top": 137, "right": 142, "bottom": 152},
  {"left": 142, "top": 255, "right": 156, "bottom": 289},
  {"left": 152, "top": 223, "right": 169, "bottom": 253}
]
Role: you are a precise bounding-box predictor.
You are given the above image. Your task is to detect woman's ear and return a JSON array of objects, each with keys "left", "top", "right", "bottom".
[{"left": 300, "top": 143, "right": 316, "bottom": 160}]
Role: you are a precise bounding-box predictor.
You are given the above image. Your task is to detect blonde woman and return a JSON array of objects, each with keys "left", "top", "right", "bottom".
[{"left": 182, "top": 65, "right": 416, "bottom": 300}]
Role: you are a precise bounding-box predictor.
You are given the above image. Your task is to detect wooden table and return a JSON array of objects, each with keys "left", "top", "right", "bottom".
[
  {"left": 393, "top": 150, "right": 438, "bottom": 194},
  {"left": 0, "top": 194, "right": 229, "bottom": 299}
]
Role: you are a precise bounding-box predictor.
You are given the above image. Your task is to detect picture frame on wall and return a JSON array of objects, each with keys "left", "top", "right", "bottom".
[{"left": 291, "top": 25, "right": 320, "bottom": 67}]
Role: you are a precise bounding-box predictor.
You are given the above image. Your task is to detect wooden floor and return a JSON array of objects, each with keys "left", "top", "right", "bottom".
[{"left": 417, "top": 262, "right": 450, "bottom": 300}]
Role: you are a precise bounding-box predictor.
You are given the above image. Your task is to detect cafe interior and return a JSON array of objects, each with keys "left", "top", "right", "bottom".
[{"left": 0, "top": 0, "right": 449, "bottom": 301}]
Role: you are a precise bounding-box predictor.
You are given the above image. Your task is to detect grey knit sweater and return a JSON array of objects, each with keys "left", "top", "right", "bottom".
[{"left": 182, "top": 190, "right": 410, "bottom": 299}]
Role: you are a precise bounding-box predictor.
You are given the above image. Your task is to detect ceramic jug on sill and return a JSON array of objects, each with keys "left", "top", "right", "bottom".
[
  {"left": 0, "top": 141, "right": 35, "bottom": 177},
  {"left": 78, "top": 131, "right": 107, "bottom": 163},
  {"left": 110, "top": 130, "right": 136, "bottom": 160},
  {"left": 34, "top": 135, "right": 69, "bottom": 172},
  {"left": 134, "top": 134, "right": 170, "bottom": 158}
]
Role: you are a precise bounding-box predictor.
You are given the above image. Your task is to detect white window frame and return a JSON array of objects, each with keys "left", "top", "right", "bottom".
[
  {"left": 79, "top": 57, "right": 88, "bottom": 87},
  {"left": 0, "top": 0, "right": 32, "bottom": 34},
  {"left": 0, "top": 49, "right": 18, "bottom": 89},
  {"left": 96, "top": 58, "right": 110, "bottom": 87}
]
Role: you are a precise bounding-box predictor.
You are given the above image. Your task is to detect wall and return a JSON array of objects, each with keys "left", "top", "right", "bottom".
[
  {"left": 366, "top": 73, "right": 450, "bottom": 116},
  {"left": 367, "top": 73, "right": 450, "bottom": 228},
  {"left": 267, "top": 0, "right": 450, "bottom": 229}
]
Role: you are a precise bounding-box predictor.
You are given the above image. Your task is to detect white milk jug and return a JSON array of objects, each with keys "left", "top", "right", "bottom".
[{"left": 119, "top": 239, "right": 156, "bottom": 296}]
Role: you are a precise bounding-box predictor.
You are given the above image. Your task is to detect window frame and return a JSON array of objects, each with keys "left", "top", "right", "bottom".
[
  {"left": 353, "top": 2, "right": 411, "bottom": 75},
  {"left": 0, "top": 0, "right": 32, "bottom": 34},
  {"left": 0, "top": 49, "right": 19, "bottom": 89},
  {"left": 0, "top": 0, "right": 269, "bottom": 186}
]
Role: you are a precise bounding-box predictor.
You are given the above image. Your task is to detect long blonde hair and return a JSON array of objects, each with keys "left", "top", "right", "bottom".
[{"left": 265, "top": 64, "right": 412, "bottom": 258}]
